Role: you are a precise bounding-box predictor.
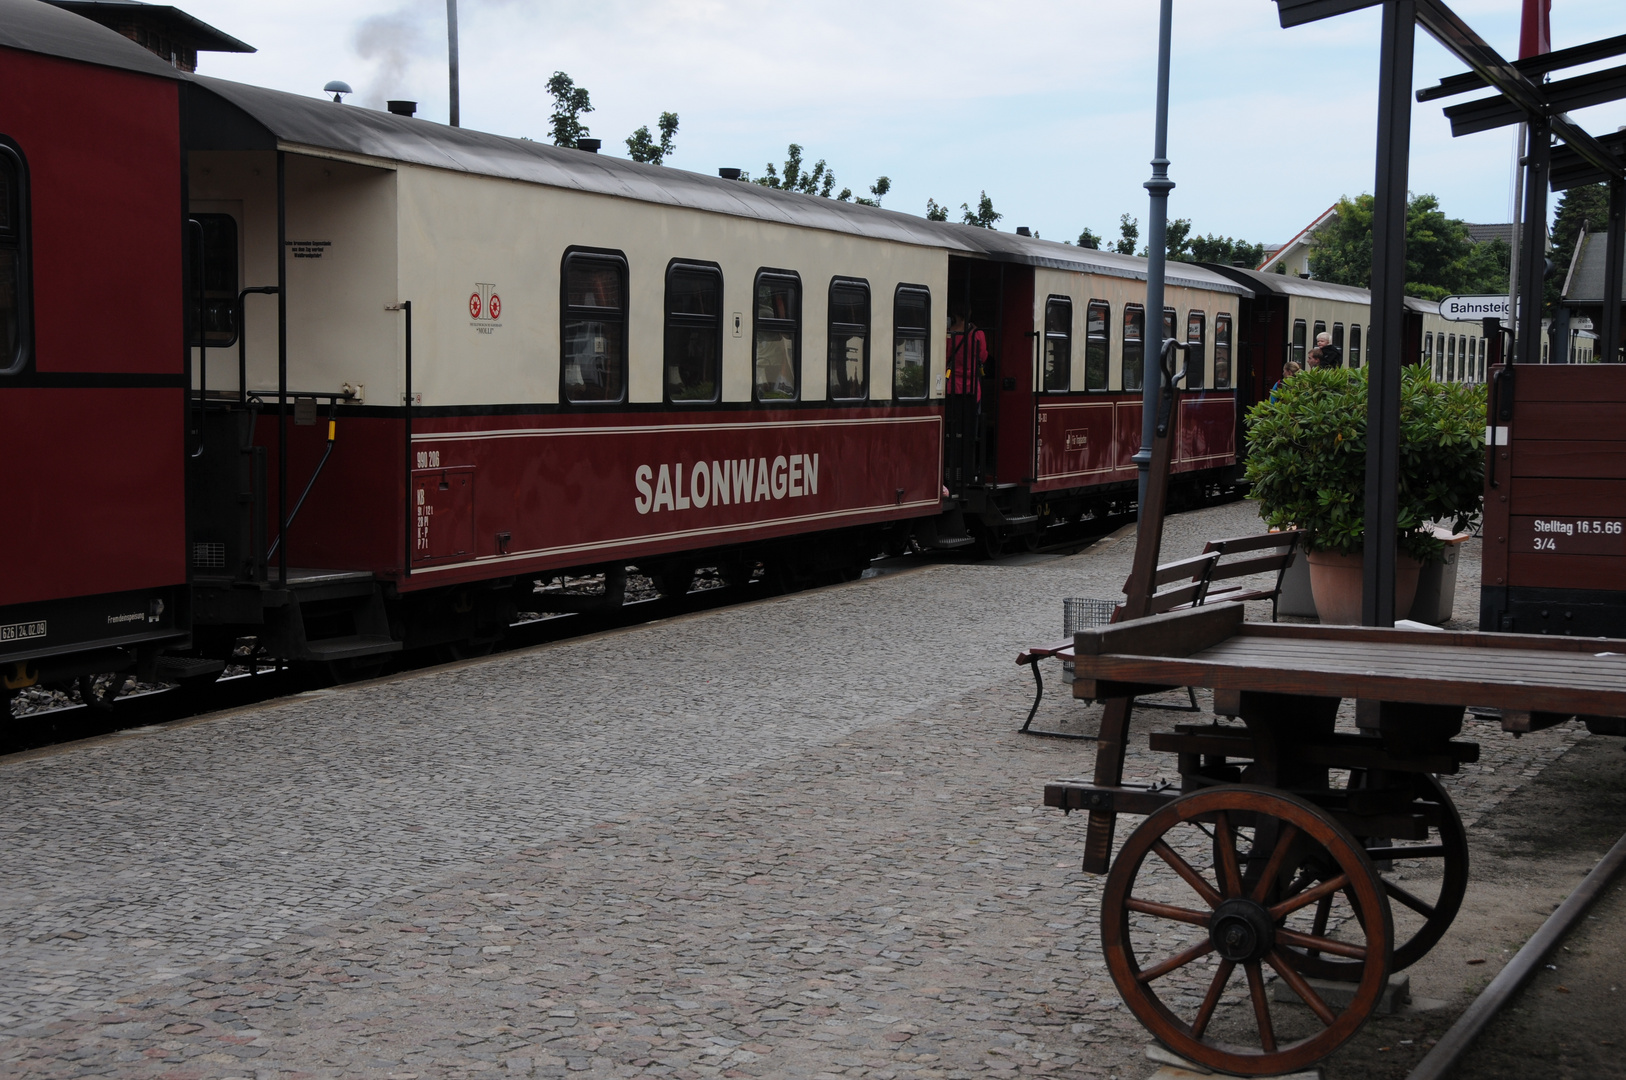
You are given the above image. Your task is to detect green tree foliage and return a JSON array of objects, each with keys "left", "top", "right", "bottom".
[
  {"left": 961, "top": 191, "right": 1001, "bottom": 229},
  {"left": 1187, "top": 233, "right": 1268, "bottom": 268},
  {"left": 1546, "top": 182, "right": 1610, "bottom": 311},
  {"left": 855, "top": 176, "right": 891, "bottom": 208},
  {"left": 1308, "top": 193, "right": 1511, "bottom": 301},
  {"left": 1077, "top": 227, "right": 1102, "bottom": 250},
  {"left": 925, "top": 198, "right": 949, "bottom": 222},
  {"left": 546, "top": 71, "right": 593, "bottom": 149},
  {"left": 626, "top": 111, "right": 679, "bottom": 165},
  {"left": 1114, "top": 214, "right": 1139, "bottom": 256},
  {"left": 1245, "top": 366, "right": 1484, "bottom": 560},
  {"left": 755, "top": 144, "right": 883, "bottom": 202},
  {"left": 1163, "top": 217, "right": 1193, "bottom": 260}
]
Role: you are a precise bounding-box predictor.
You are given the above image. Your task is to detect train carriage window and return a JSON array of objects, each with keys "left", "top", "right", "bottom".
[
  {"left": 1331, "top": 323, "right": 1344, "bottom": 368},
  {"left": 1479, "top": 337, "right": 1487, "bottom": 381},
  {"left": 1043, "top": 296, "right": 1072, "bottom": 392},
  {"left": 1446, "top": 333, "right": 1456, "bottom": 381},
  {"left": 0, "top": 141, "right": 29, "bottom": 376},
  {"left": 1313, "top": 320, "right": 1326, "bottom": 347},
  {"left": 828, "top": 277, "right": 870, "bottom": 401},
  {"left": 893, "top": 285, "right": 930, "bottom": 400},
  {"left": 753, "top": 269, "right": 801, "bottom": 401},
  {"left": 1163, "top": 307, "right": 1177, "bottom": 347},
  {"left": 1122, "top": 304, "right": 1146, "bottom": 391},
  {"left": 1291, "top": 319, "right": 1307, "bottom": 366},
  {"left": 1213, "top": 313, "right": 1232, "bottom": 389},
  {"left": 188, "top": 213, "right": 239, "bottom": 348},
  {"left": 561, "top": 250, "right": 628, "bottom": 403},
  {"left": 1085, "top": 299, "right": 1110, "bottom": 390},
  {"left": 664, "top": 261, "right": 722, "bottom": 403},
  {"left": 1185, "top": 311, "right": 1206, "bottom": 390},
  {"left": 1423, "top": 332, "right": 1434, "bottom": 376},
  {"left": 1350, "top": 324, "right": 1362, "bottom": 367}
]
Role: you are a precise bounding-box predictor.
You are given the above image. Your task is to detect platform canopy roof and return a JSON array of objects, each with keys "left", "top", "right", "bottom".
[{"left": 1564, "top": 230, "right": 1626, "bottom": 305}]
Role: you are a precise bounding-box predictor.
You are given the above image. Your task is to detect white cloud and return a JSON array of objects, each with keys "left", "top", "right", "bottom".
[{"left": 185, "top": 0, "right": 1626, "bottom": 244}]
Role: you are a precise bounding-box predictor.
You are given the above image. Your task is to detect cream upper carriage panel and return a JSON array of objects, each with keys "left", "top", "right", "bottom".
[
  {"left": 997, "top": 232, "right": 1244, "bottom": 395},
  {"left": 393, "top": 170, "right": 949, "bottom": 409},
  {"left": 183, "top": 72, "right": 958, "bottom": 413},
  {"left": 187, "top": 150, "right": 400, "bottom": 402}
]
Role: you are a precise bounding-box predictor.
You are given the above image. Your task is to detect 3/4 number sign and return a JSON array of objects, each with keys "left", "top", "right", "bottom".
[{"left": 1513, "top": 516, "right": 1626, "bottom": 556}]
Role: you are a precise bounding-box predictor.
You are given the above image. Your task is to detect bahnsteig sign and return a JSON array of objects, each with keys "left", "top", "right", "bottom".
[{"left": 1439, "top": 295, "right": 1511, "bottom": 322}]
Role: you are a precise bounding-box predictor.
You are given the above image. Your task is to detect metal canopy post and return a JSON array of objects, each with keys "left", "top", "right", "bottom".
[
  {"left": 1603, "top": 178, "right": 1625, "bottom": 364},
  {"left": 1515, "top": 118, "right": 1551, "bottom": 365},
  {"left": 1362, "top": 0, "right": 1414, "bottom": 628},
  {"left": 276, "top": 150, "right": 288, "bottom": 588},
  {"left": 1135, "top": 0, "right": 1176, "bottom": 516}
]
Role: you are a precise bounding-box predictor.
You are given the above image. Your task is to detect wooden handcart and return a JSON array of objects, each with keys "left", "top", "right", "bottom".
[{"left": 1045, "top": 601, "right": 1626, "bottom": 1075}]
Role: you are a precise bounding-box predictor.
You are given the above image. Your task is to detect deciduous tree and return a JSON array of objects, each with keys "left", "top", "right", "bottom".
[
  {"left": 961, "top": 191, "right": 1001, "bottom": 229},
  {"left": 546, "top": 72, "right": 593, "bottom": 149},
  {"left": 1114, "top": 214, "right": 1139, "bottom": 256},
  {"left": 626, "top": 111, "right": 679, "bottom": 165},
  {"left": 1308, "top": 192, "right": 1510, "bottom": 301}
]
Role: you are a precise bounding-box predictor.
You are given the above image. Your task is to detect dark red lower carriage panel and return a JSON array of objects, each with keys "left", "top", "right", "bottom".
[{"left": 0, "top": 388, "right": 185, "bottom": 607}]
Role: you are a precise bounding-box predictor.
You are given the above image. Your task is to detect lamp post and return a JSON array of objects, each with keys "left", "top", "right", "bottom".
[
  {"left": 1135, "top": 0, "right": 1175, "bottom": 515},
  {"left": 447, "top": 0, "right": 460, "bottom": 127}
]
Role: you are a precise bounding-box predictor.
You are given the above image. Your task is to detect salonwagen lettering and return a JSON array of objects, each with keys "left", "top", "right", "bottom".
[{"left": 634, "top": 455, "right": 819, "bottom": 515}]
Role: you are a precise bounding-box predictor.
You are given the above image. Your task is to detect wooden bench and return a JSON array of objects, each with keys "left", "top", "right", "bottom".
[{"left": 1016, "top": 530, "right": 1304, "bottom": 733}]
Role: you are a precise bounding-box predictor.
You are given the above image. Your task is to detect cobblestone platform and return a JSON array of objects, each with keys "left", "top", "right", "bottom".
[{"left": 0, "top": 502, "right": 1588, "bottom": 1079}]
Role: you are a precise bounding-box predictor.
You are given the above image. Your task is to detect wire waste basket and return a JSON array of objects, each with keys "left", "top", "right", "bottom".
[{"left": 1062, "top": 598, "right": 1120, "bottom": 683}]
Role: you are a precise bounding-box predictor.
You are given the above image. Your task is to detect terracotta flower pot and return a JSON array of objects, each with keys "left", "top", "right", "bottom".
[{"left": 1304, "top": 549, "right": 1421, "bottom": 625}]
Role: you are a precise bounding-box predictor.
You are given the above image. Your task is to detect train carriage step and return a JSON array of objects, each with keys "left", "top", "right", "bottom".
[
  {"left": 153, "top": 655, "right": 226, "bottom": 682},
  {"left": 299, "top": 635, "right": 403, "bottom": 662}
]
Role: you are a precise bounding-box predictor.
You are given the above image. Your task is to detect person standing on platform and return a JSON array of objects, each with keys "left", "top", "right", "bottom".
[
  {"left": 946, "top": 308, "right": 986, "bottom": 399},
  {"left": 1316, "top": 330, "right": 1342, "bottom": 369}
]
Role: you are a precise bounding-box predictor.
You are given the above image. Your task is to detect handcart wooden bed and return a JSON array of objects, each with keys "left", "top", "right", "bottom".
[{"left": 1043, "top": 600, "right": 1626, "bottom": 1075}]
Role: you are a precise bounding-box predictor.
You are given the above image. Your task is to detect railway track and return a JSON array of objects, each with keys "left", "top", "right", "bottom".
[{"left": 0, "top": 506, "right": 1151, "bottom": 758}]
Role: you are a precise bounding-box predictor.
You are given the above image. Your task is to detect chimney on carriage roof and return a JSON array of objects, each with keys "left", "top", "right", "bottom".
[
  {"left": 45, "top": 0, "right": 255, "bottom": 73},
  {"left": 387, "top": 100, "right": 417, "bottom": 117},
  {"left": 1016, "top": 227, "right": 1032, "bottom": 237}
]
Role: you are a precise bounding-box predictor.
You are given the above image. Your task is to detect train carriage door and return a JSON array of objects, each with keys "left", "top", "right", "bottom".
[{"left": 944, "top": 258, "right": 1008, "bottom": 492}]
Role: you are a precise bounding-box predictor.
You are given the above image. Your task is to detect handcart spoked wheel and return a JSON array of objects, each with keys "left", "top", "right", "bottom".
[
  {"left": 1284, "top": 772, "right": 1468, "bottom": 981},
  {"left": 1101, "top": 785, "right": 1393, "bottom": 1077}
]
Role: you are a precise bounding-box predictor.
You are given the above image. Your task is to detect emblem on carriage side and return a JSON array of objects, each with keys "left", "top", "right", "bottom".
[{"left": 469, "top": 282, "right": 502, "bottom": 333}]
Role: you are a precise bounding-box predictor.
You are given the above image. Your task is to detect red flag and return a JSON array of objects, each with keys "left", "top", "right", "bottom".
[{"left": 1520, "top": 0, "right": 1551, "bottom": 58}]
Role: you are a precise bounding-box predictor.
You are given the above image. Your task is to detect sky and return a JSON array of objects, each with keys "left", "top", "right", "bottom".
[{"left": 182, "top": 0, "right": 1626, "bottom": 248}]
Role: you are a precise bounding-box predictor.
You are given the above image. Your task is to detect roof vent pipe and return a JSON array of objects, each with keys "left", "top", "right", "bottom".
[
  {"left": 577, "top": 138, "right": 601, "bottom": 153},
  {"left": 324, "top": 80, "right": 353, "bottom": 103},
  {"left": 387, "top": 100, "right": 417, "bottom": 117},
  {"left": 1016, "top": 226, "right": 1032, "bottom": 237},
  {"left": 718, "top": 168, "right": 742, "bottom": 180}
]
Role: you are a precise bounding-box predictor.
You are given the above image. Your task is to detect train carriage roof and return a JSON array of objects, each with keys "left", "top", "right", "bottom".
[
  {"left": 1199, "top": 263, "right": 1372, "bottom": 304},
  {"left": 6, "top": 0, "right": 1251, "bottom": 298},
  {"left": 0, "top": 0, "right": 186, "bottom": 78}
]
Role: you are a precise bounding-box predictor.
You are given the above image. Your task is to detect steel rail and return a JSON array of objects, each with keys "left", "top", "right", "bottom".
[
  {"left": 1411, "top": 0, "right": 1623, "bottom": 180},
  {"left": 1274, "top": 0, "right": 1624, "bottom": 181},
  {"left": 1417, "top": 32, "right": 1626, "bottom": 101},
  {"left": 1404, "top": 827, "right": 1626, "bottom": 1080}
]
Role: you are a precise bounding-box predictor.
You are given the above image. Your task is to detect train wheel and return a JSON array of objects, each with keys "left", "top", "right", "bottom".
[
  {"left": 1286, "top": 773, "right": 1467, "bottom": 979},
  {"left": 1101, "top": 786, "right": 1392, "bottom": 1077}
]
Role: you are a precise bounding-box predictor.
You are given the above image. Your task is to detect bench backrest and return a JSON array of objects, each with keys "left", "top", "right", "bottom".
[
  {"left": 1202, "top": 530, "right": 1305, "bottom": 585},
  {"left": 1125, "top": 530, "right": 1305, "bottom": 618}
]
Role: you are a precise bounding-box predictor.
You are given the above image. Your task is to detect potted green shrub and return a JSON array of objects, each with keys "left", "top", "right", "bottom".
[{"left": 1244, "top": 365, "right": 1485, "bottom": 624}]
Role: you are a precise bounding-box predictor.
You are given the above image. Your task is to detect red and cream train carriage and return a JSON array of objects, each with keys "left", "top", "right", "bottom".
[{"left": 1, "top": 0, "right": 1260, "bottom": 685}]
